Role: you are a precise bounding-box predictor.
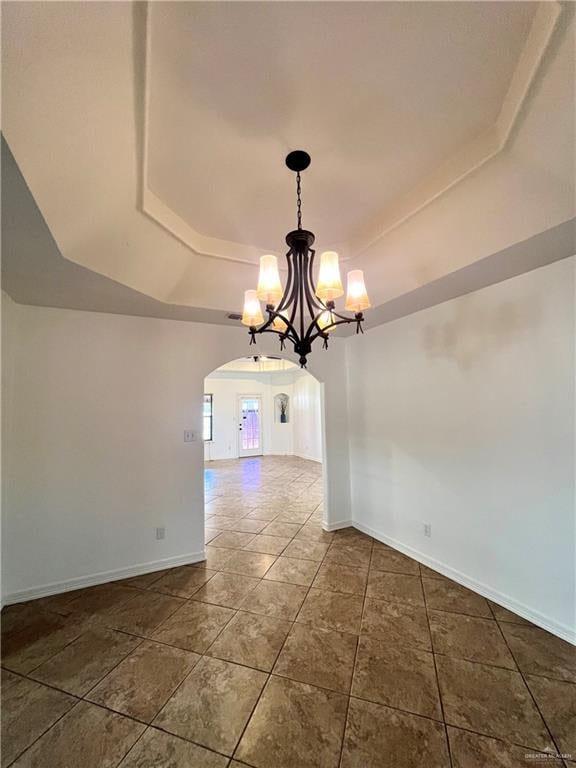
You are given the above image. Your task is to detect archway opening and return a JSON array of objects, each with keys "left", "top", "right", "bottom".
[{"left": 202, "top": 355, "right": 326, "bottom": 552}]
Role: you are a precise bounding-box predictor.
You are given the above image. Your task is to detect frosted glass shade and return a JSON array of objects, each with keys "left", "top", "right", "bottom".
[
  {"left": 345, "top": 270, "right": 371, "bottom": 312},
  {"left": 256, "top": 255, "right": 283, "bottom": 305},
  {"left": 241, "top": 290, "right": 264, "bottom": 326},
  {"left": 317, "top": 310, "right": 336, "bottom": 330},
  {"left": 315, "top": 251, "right": 344, "bottom": 301},
  {"left": 272, "top": 314, "right": 288, "bottom": 332}
]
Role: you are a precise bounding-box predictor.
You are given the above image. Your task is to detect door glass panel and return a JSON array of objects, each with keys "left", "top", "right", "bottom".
[{"left": 241, "top": 398, "right": 260, "bottom": 451}]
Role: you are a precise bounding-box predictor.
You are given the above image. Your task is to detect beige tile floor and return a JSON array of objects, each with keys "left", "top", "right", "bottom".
[{"left": 1, "top": 456, "right": 575, "bottom": 767}]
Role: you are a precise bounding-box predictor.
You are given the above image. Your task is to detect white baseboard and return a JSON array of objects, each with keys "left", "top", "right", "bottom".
[
  {"left": 204, "top": 452, "right": 322, "bottom": 462},
  {"left": 293, "top": 453, "right": 323, "bottom": 463},
  {"left": 353, "top": 520, "right": 575, "bottom": 646},
  {"left": 323, "top": 519, "right": 353, "bottom": 532},
  {"left": 2, "top": 550, "right": 206, "bottom": 607}
]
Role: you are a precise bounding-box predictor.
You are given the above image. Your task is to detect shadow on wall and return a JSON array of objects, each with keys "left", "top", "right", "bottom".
[{"left": 422, "top": 293, "right": 542, "bottom": 370}]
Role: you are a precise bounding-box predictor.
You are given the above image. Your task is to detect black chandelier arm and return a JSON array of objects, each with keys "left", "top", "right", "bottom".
[
  {"left": 316, "top": 298, "right": 358, "bottom": 324},
  {"left": 303, "top": 302, "right": 344, "bottom": 344},
  {"left": 249, "top": 324, "right": 300, "bottom": 357},
  {"left": 253, "top": 325, "right": 296, "bottom": 345},
  {"left": 255, "top": 321, "right": 299, "bottom": 348},
  {"left": 254, "top": 306, "right": 300, "bottom": 347},
  {"left": 297, "top": 249, "right": 305, "bottom": 340},
  {"left": 306, "top": 248, "right": 326, "bottom": 312},
  {"left": 286, "top": 289, "right": 300, "bottom": 341},
  {"left": 306, "top": 313, "right": 365, "bottom": 346},
  {"left": 303, "top": 260, "right": 320, "bottom": 321},
  {"left": 281, "top": 251, "right": 301, "bottom": 332},
  {"left": 275, "top": 249, "right": 295, "bottom": 314},
  {"left": 302, "top": 248, "right": 326, "bottom": 319},
  {"left": 304, "top": 305, "right": 332, "bottom": 344}
]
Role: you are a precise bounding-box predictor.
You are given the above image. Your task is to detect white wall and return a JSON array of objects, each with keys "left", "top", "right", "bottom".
[
  {"left": 1, "top": 299, "right": 350, "bottom": 602},
  {"left": 204, "top": 372, "right": 295, "bottom": 461},
  {"left": 204, "top": 369, "right": 323, "bottom": 463},
  {"left": 346, "top": 258, "right": 575, "bottom": 642},
  {"left": 293, "top": 373, "right": 323, "bottom": 463},
  {"left": 1, "top": 293, "right": 20, "bottom": 598},
  {"left": 358, "top": 16, "right": 574, "bottom": 308},
  {"left": 3, "top": 257, "right": 573, "bottom": 642}
]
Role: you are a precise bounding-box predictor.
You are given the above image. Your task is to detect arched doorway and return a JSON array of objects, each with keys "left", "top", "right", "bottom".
[{"left": 202, "top": 356, "right": 326, "bottom": 552}]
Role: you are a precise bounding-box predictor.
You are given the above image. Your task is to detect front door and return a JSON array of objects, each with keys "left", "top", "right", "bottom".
[{"left": 238, "top": 396, "right": 263, "bottom": 457}]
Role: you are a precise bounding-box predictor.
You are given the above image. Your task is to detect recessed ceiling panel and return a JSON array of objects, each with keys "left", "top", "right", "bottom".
[{"left": 146, "top": 1, "right": 536, "bottom": 254}]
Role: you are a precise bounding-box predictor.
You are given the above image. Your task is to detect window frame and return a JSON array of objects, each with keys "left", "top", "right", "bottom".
[{"left": 203, "top": 393, "right": 214, "bottom": 442}]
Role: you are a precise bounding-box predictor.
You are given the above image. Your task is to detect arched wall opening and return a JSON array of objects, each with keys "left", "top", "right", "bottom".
[
  {"left": 190, "top": 326, "right": 353, "bottom": 557},
  {"left": 202, "top": 356, "right": 328, "bottom": 536},
  {"left": 0, "top": 303, "right": 352, "bottom": 603}
]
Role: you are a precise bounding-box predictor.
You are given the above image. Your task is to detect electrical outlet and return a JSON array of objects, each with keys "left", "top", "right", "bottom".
[
  {"left": 423, "top": 523, "right": 432, "bottom": 538},
  {"left": 156, "top": 527, "right": 165, "bottom": 540},
  {"left": 184, "top": 430, "right": 195, "bottom": 443}
]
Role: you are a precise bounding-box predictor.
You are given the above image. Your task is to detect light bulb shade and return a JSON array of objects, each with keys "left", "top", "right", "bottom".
[
  {"left": 317, "top": 310, "right": 336, "bottom": 331},
  {"left": 272, "top": 314, "right": 288, "bottom": 332},
  {"left": 315, "top": 251, "right": 344, "bottom": 302},
  {"left": 256, "top": 255, "right": 283, "bottom": 305},
  {"left": 345, "top": 270, "right": 371, "bottom": 312},
  {"left": 241, "top": 290, "right": 264, "bottom": 327}
]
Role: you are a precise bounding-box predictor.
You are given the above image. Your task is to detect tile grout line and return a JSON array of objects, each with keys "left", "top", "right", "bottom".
[
  {"left": 488, "top": 601, "right": 567, "bottom": 763},
  {"left": 5, "top": 534, "right": 459, "bottom": 763},
  {"left": 108, "top": 724, "right": 151, "bottom": 768},
  {"left": 3, "top": 538, "right": 262, "bottom": 765},
  {"left": 3, "top": 695, "right": 81, "bottom": 768},
  {"left": 117, "top": 485, "right": 325, "bottom": 765},
  {"left": 1, "top": 586, "right": 148, "bottom": 675},
  {"left": 3, "top": 658, "right": 565, "bottom": 766},
  {"left": 229, "top": 515, "right": 340, "bottom": 763},
  {"left": 126, "top": 461, "right": 322, "bottom": 766},
  {"left": 336, "top": 534, "right": 373, "bottom": 768},
  {"left": 421, "top": 564, "right": 455, "bottom": 768},
  {"left": 5, "top": 458, "right": 568, "bottom": 767},
  {"left": 7, "top": 553, "right": 570, "bottom": 726}
]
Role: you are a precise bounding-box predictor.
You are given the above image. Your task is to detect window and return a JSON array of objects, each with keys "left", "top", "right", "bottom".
[{"left": 203, "top": 394, "right": 213, "bottom": 441}]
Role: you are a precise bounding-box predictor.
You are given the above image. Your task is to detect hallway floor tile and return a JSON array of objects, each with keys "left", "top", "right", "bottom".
[{"left": 1, "top": 456, "right": 572, "bottom": 767}]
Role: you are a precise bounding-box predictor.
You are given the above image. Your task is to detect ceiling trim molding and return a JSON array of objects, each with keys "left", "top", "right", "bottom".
[
  {"left": 138, "top": 1, "right": 561, "bottom": 267},
  {"left": 140, "top": 2, "right": 268, "bottom": 268},
  {"left": 346, "top": 217, "right": 575, "bottom": 336},
  {"left": 350, "top": 0, "right": 562, "bottom": 259},
  {"left": 142, "top": 186, "right": 267, "bottom": 266},
  {"left": 4, "top": 114, "right": 572, "bottom": 331}
]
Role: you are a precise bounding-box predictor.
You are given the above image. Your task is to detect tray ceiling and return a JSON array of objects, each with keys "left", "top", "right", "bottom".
[
  {"left": 142, "top": 1, "right": 554, "bottom": 263},
  {"left": 1, "top": 1, "right": 572, "bottom": 321}
]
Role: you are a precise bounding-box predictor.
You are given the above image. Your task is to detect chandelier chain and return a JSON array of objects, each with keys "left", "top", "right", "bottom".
[{"left": 296, "top": 171, "right": 302, "bottom": 230}]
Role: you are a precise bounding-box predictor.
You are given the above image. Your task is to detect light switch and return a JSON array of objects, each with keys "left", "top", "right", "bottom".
[{"left": 184, "top": 430, "right": 196, "bottom": 442}]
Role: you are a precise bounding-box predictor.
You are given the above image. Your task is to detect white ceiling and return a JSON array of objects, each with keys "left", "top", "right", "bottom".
[
  {"left": 1, "top": 1, "right": 574, "bottom": 324},
  {"left": 146, "top": 2, "right": 535, "bottom": 254},
  {"left": 209, "top": 358, "right": 299, "bottom": 375},
  {"left": 3, "top": 133, "right": 572, "bottom": 336}
]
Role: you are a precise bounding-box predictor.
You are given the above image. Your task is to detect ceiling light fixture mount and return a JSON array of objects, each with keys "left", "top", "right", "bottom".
[{"left": 241, "top": 151, "right": 370, "bottom": 367}]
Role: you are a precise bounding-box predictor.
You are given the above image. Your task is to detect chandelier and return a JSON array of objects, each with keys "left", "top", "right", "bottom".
[{"left": 241, "top": 150, "right": 370, "bottom": 368}]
